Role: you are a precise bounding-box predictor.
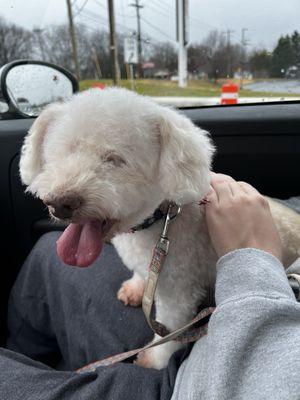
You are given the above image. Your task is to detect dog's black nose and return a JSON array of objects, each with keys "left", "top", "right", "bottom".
[{"left": 43, "top": 195, "right": 83, "bottom": 220}]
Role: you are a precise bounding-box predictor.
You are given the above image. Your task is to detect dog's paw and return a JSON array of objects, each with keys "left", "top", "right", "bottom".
[
  {"left": 135, "top": 338, "right": 182, "bottom": 369},
  {"left": 117, "top": 274, "right": 145, "bottom": 307},
  {"left": 135, "top": 347, "right": 168, "bottom": 370},
  {"left": 135, "top": 349, "right": 156, "bottom": 369}
]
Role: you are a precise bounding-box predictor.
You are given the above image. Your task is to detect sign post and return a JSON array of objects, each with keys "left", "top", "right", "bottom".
[{"left": 124, "top": 36, "right": 138, "bottom": 90}]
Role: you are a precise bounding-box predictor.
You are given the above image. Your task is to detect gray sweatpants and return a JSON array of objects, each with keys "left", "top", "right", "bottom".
[
  {"left": 2, "top": 233, "right": 186, "bottom": 399},
  {"left": 2, "top": 197, "right": 300, "bottom": 399}
]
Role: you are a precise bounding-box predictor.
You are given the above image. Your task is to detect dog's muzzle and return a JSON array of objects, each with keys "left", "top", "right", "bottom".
[{"left": 43, "top": 194, "right": 83, "bottom": 219}]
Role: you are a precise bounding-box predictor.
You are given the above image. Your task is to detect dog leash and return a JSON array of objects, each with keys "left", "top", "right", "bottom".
[
  {"left": 142, "top": 202, "right": 214, "bottom": 342},
  {"left": 77, "top": 201, "right": 214, "bottom": 373},
  {"left": 77, "top": 305, "right": 213, "bottom": 372}
]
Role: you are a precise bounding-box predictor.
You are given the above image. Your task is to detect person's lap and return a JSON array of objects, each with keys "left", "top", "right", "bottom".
[
  {"left": 3, "top": 232, "right": 185, "bottom": 399},
  {"left": 7, "top": 231, "right": 155, "bottom": 370},
  {"left": 2, "top": 196, "right": 299, "bottom": 399}
]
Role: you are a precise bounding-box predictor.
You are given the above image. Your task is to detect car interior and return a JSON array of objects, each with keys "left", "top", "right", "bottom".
[{"left": 0, "top": 60, "right": 299, "bottom": 347}]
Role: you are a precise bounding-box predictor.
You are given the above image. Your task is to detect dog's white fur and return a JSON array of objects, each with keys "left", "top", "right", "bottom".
[{"left": 20, "top": 88, "right": 300, "bottom": 369}]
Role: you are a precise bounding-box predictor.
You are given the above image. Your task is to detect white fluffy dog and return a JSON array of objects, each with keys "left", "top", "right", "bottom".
[{"left": 20, "top": 88, "right": 300, "bottom": 369}]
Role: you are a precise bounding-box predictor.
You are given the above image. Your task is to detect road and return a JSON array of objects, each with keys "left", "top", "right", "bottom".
[{"left": 244, "top": 80, "right": 300, "bottom": 94}]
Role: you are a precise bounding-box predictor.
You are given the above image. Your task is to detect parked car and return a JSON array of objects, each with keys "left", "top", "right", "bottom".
[{"left": 286, "top": 66, "right": 300, "bottom": 79}]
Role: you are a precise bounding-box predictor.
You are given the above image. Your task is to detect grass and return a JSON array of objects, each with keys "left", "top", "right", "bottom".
[{"left": 79, "top": 79, "right": 299, "bottom": 98}]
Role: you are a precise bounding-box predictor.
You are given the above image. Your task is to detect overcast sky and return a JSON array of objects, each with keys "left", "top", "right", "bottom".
[{"left": 1, "top": 0, "right": 300, "bottom": 50}]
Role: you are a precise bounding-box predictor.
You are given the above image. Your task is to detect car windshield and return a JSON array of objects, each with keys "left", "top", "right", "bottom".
[{"left": 1, "top": 0, "right": 300, "bottom": 108}]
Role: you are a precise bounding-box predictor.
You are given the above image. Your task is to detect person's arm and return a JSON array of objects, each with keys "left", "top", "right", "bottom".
[{"left": 172, "top": 174, "right": 300, "bottom": 400}]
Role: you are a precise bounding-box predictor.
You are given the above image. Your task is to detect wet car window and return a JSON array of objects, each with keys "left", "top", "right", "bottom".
[{"left": 0, "top": 0, "right": 300, "bottom": 109}]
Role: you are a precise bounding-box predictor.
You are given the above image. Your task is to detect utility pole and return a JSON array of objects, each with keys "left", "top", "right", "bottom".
[
  {"left": 91, "top": 47, "right": 102, "bottom": 79},
  {"left": 176, "top": 0, "right": 188, "bottom": 87},
  {"left": 226, "top": 29, "right": 234, "bottom": 78},
  {"left": 240, "top": 28, "right": 249, "bottom": 88},
  {"left": 130, "top": 0, "right": 143, "bottom": 77},
  {"left": 66, "top": 0, "right": 81, "bottom": 81},
  {"left": 241, "top": 28, "right": 249, "bottom": 47},
  {"left": 107, "top": 0, "right": 120, "bottom": 85}
]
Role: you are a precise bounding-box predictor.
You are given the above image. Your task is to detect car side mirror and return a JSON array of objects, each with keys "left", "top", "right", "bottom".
[{"left": 0, "top": 60, "right": 78, "bottom": 118}]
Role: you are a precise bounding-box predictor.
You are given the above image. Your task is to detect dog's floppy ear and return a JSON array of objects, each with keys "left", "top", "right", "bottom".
[
  {"left": 157, "top": 108, "right": 215, "bottom": 204},
  {"left": 19, "top": 102, "right": 66, "bottom": 186}
]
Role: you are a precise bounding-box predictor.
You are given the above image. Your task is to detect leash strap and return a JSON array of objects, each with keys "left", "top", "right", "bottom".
[
  {"left": 77, "top": 201, "right": 215, "bottom": 373},
  {"left": 77, "top": 306, "right": 214, "bottom": 373},
  {"left": 143, "top": 203, "right": 214, "bottom": 343}
]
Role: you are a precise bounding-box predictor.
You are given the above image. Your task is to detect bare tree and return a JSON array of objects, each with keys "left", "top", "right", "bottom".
[
  {"left": 188, "top": 44, "right": 211, "bottom": 76},
  {"left": 33, "top": 23, "right": 119, "bottom": 79},
  {"left": 149, "top": 42, "right": 177, "bottom": 74},
  {"left": 188, "top": 30, "right": 246, "bottom": 81},
  {"left": 0, "top": 18, "right": 33, "bottom": 65}
]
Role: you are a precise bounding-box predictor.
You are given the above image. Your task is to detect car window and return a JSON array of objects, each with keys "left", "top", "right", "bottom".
[{"left": 0, "top": 0, "right": 300, "bottom": 111}]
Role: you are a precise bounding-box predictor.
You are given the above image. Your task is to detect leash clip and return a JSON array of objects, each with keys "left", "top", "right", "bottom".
[{"left": 161, "top": 202, "right": 181, "bottom": 239}]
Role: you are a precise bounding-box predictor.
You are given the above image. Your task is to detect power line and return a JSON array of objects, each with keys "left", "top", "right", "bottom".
[
  {"left": 78, "top": 15, "right": 158, "bottom": 47},
  {"left": 145, "top": 2, "right": 216, "bottom": 37},
  {"left": 93, "top": 0, "right": 134, "bottom": 21},
  {"left": 83, "top": 0, "right": 176, "bottom": 41},
  {"left": 81, "top": 8, "right": 130, "bottom": 34},
  {"left": 77, "top": 19, "right": 107, "bottom": 33},
  {"left": 80, "top": 15, "right": 108, "bottom": 30},
  {"left": 83, "top": 8, "right": 106, "bottom": 19},
  {"left": 189, "top": 15, "right": 218, "bottom": 31},
  {"left": 151, "top": 0, "right": 219, "bottom": 34},
  {"left": 92, "top": 0, "right": 106, "bottom": 10},
  {"left": 73, "top": 0, "right": 90, "bottom": 17},
  {"left": 151, "top": 0, "right": 174, "bottom": 14},
  {"left": 80, "top": 10, "right": 108, "bottom": 25},
  {"left": 76, "top": 1, "right": 177, "bottom": 45},
  {"left": 141, "top": 17, "right": 175, "bottom": 42},
  {"left": 142, "top": 29, "right": 172, "bottom": 46},
  {"left": 146, "top": 3, "right": 175, "bottom": 21}
]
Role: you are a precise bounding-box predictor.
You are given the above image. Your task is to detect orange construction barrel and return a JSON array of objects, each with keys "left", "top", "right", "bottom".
[
  {"left": 221, "top": 83, "right": 239, "bottom": 105},
  {"left": 92, "top": 83, "right": 105, "bottom": 90}
]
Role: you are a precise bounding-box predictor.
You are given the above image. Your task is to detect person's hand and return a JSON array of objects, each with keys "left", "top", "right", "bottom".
[{"left": 205, "top": 173, "right": 282, "bottom": 261}]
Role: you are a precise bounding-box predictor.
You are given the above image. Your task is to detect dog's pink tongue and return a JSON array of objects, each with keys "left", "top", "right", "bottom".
[{"left": 57, "top": 220, "right": 103, "bottom": 267}]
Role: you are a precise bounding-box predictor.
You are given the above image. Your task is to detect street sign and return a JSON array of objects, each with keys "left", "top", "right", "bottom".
[{"left": 124, "top": 36, "right": 138, "bottom": 64}]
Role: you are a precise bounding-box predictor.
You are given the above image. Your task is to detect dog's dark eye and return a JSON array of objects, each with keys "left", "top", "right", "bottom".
[{"left": 102, "top": 151, "right": 126, "bottom": 167}]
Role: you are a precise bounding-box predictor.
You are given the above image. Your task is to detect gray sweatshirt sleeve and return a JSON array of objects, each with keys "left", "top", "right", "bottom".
[{"left": 171, "top": 249, "right": 300, "bottom": 400}]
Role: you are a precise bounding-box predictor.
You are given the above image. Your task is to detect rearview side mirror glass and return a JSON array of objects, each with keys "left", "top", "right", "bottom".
[{"left": 0, "top": 60, "right": 78, "bottom": 117}]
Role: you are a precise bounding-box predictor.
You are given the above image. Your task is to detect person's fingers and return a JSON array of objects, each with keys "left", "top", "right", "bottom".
[
  {"left": 206, "top": 186, "right": 218, "bottom": 205},
  {"left": 213, "top": 182, "right": 234, "bottom": 203},
  {"left": 238, "top": 181, "right": 260, "bottom": 195},
  {"left": 210, "top": 174, "right": 262, "bottom": 204},
  {"left": 211, "top": 174, "right": 239, "bottom": 202},
  {"left": 228, "top": 180, "right": 255, "bottom": 197},
  {"left": 207, "top": 185, "right": 213, "bottom": 196},
  {"left": 211, "top": 173, "right": 235, "bottom": 186},
  {"left": 227, "top": 181, "right": 240, "bottom": 197}
]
